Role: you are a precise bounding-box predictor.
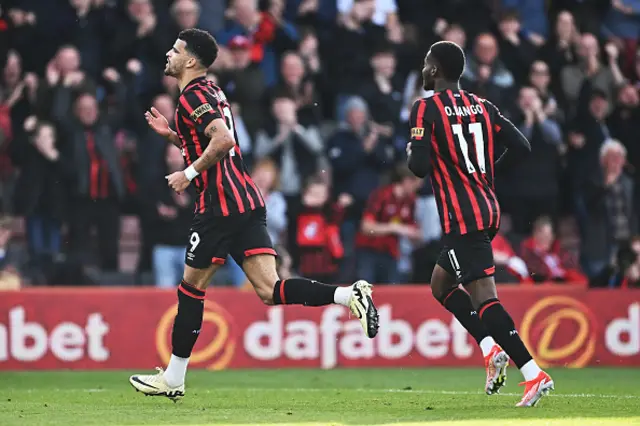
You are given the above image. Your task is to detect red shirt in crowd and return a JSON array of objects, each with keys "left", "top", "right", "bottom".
[{"left": 356, "top": 184, "right": 417, "bottom": 259}]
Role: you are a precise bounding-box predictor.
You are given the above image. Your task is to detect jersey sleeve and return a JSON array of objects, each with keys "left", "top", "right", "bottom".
[
  {"left": 483, "top": 99, "right": 530, "bottom": 152},
  {"left": 179, "top": 89, "right": 223, "bottom": 134},
  {"left": 407, "top": 99, "right": 433, "bottom": 178},
  {"left": 482, "top": 99, "right": 531, "bottom": 171}
]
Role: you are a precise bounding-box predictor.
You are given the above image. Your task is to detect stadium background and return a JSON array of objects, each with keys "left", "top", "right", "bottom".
[{"left": 0, "top": 0, "right": 638, "bottom": 386}]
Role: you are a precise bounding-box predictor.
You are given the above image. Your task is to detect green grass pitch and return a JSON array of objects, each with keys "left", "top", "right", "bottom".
[{"left": 1, "top": 368, "right": 639, "bottom": 425}]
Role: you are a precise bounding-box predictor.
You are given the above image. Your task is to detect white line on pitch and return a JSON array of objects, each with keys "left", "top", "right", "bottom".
[{"left": 7, "top": 388, "right": 639, "bottom": 400}]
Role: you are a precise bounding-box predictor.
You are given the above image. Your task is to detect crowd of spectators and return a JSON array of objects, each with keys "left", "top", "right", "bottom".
[{"left": 1, "top": 0, "right": 640, "bottom": 289}]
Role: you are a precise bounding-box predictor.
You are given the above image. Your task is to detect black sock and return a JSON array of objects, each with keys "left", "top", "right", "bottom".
[
  {"left": 272, "top": 278, "right": 337, "bottom": 306},
  {"left": 479, "top": 298, "right": 533, "bottom": 368},
  {"left": 438, "top": 287, "right": 490, "bottom": 345},
  {"left": 171, "top": 280, "right": 205, "bottom": 358}
]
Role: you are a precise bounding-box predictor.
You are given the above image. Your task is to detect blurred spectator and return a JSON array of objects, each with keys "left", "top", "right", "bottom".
[
  {"left": 216, "top": 0, "right": 299, "bottom": 87},
  {"left": 52, "top": 69, "right": 127, "bottom": 270},
  {"left": 109, "top": 0, "right": 169, "bottom": 96},
  {"left": 2, "top": 51, "right": 37, "bottom": 140},
  {"left": 60, "top": 0, "right": 111, "bottom": 79},
  {"left": 196, "top": 0, "right": 226, "bottom": 36},
  {"left": 561, "top": 34, "right": 625, "bottom": 117},
  {"left": 355, "top": 165, "right": 422, "bottom": 284},
  {"left": 288, "top": 176, "right": 345, "bottom": 283},
  {"left": 150, "top": 145, "right": 192, "bottom": 288},
  {"left": 442, "top": 23, "right": 467, "bottom": 49},
  {"left": 501, "top": 0, "right": 548, "bottom": 44},
  {"left": 11, "top": 120, "right": 71, "bottom": 281},
  {"left": 251, "top": 158, "right": 287, "bottom": 246},
  {"left": 602, "top": 0, "right": 640, "bottom": 76},
  {"left": 358, "top": 43, "right": 403, "bottom": 139},
  {"left": 496, "top": 9, "right": 537, "bottom": 84},
  {"left": 217, "top": 35, "right": 266, "bottom": 137},
  {"left": 170, "top": 0, "right": 201, "bottom": 33},
  {"left": 297, "top": 29, "right": 330, "bottom": 118},
  {"left": 520, "top": 216, "right": 587, "bottom": 284},
  {"left": 329, "top": 0, "right": 379, "bottom": 101},
  {"left": 550, "top": 0, "right": 606, "bottom": 35},
  {"left": 591, "top": 237, "right": 640, "bottom": 288},
  {"left": 528, "top": 60, "right": 564, "bottom": 124},
  {"left": 36, "top": 46, "right": 96, "bottom": 120},
  {"left": 273, "top": 51, "right": 321, "bottom": 126},
  {"left": 327, "top": 96, "right": 394, "bottom": 280},
  {"left": 230, "top": 102, "right": 254, "bottom": 168},
  {"left": 255, "top": 92, "right": 324, "bottom": 202},
  {"left": 581, "top": 139, "right": 637, "bottom": 278},
  {"left": 540, "top": 10, "right": 579, "bottom": 110},
  {"left": 498, "top": 87, "right": 563, "bottom": 235},
  {"left": 608, "top": 84, "right": 640, "bottom": 214},
  {"left": 568, "top": 89, "right": 610, "bottom": 231},
  {"left": 1, "top": 3, "right": 38, "bottom": 73},
  {"left": 0, "top": 216, "right": 20, "bottom": 290},
  {"left": 492, "top": 231, "right": 531, "bottom": 283},
  {"left": 338, "top": 0, "right": 398, "bottom": 30},
  {"left": 462, "top": 33, "right": 514, "bottom": 109}
]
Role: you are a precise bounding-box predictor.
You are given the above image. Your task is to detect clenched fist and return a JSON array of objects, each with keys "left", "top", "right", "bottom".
[{"left": 166, "top": 171, "right": 190, "bottom": 193}]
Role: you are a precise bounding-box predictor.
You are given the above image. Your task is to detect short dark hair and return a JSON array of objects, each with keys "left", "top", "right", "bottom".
[
  {"left": 178, "top": 28, "right": 219, "bottom": 68},
  {"left": 430, "top": 41, "right": 466, "bottom": 82}
]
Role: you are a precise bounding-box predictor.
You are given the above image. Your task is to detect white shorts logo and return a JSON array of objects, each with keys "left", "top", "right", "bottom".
[{"left": 448, "top": 249, "right": 462, "bottom": 279}]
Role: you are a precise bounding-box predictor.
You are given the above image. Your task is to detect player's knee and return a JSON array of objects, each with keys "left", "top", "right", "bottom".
[{"left": 431, "top": 284, "right": 444, "bottom": 301}]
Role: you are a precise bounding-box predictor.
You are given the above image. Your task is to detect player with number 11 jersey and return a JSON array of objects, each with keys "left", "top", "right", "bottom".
[{"left": 407, "top": 41, "right": 554, "bottom": 408}]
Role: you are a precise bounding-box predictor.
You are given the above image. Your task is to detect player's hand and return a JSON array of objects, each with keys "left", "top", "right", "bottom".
[
  {"left": 166, "top": 171, "right": 190, "bottom": 194},
  {"left": 145, "top": 107, "right": 172, "bottom": 138},
  {"left": 406, "top": 142, "right": 412, "bottom": 157}
]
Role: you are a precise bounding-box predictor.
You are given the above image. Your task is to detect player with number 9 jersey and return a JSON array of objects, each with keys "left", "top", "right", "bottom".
[
  {"left": 176, "top": 77, "right": 264, "bottom": 217},
  {"left": 174, "top": 76, "right": 274, "bottom": 270}
]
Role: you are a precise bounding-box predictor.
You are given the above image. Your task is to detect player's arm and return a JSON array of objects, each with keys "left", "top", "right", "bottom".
[
  {"left": 406, "top": 99, "right": 432, "bottom": 179},
  {"left": 182, "top": 91, "right": 235, "bottom": 180},
  {"left": 166, "top": 130, "right": 180, "bottom": 148},
  {"left": 187, "top": 119, "right": 235, "bottom": 177},
  {"left": 487, "top": 100, "right": 531, "bottom": 171}
]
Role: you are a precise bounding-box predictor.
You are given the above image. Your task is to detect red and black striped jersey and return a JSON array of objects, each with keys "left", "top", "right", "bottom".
[
  {"left": 175, "top": 76, "right": 264, "bottom": 216},
  {"left": 408, "top": 89, "right": 529, "bottom": 236}
]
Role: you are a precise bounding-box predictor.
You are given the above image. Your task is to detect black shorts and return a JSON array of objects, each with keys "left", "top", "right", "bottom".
[
  {"left": 436, "top": 229, "right": 497, "bottom": 285},
  {"left": 185, "top": 207, "right": 275, "bottom": 269}
]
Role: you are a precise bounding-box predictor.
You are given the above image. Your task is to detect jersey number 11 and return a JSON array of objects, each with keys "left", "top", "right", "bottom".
[{"left": 452, "top": 123, "right": 486, "bottom": 174}]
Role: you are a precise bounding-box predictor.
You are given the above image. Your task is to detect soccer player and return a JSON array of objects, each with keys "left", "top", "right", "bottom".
[
  {"left": 129, "top": 29, "right": 379, "bottom": 400},
  {"left": 406, "top": 41, "right": 554, "bottom": 407}
]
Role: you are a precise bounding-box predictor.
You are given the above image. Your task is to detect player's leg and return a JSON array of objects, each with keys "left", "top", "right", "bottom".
[
  {"left": 241, "top": 254, "right": 379, "bottom": 338},
  {"left": 462, "top": 232, "right": 553, "bottom": 406},
  {"left": 234, "top": 208, "right": 379, "bottom": 338},
  {"left": 130, "top": 215, "right": 228, "bottom": 400},
  {"left": 432, "top": 250, "right": 504, "bottom": 395}
]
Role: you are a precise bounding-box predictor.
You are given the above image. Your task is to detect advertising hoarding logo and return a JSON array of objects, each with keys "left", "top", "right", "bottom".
[
  {"left": 156, "top": 301, "right": 235, "bottom": 370},
  {"left": 520, "top": 296, "right": 596, "bottom": 368}
]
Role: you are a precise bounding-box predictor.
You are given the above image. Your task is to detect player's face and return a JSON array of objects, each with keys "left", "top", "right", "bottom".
[
  {"left": 165, "top": 39, "right": 192, "bottom": 77},
  {"left": 422, "top": 52, "right": 436, "bottom": 91}
]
